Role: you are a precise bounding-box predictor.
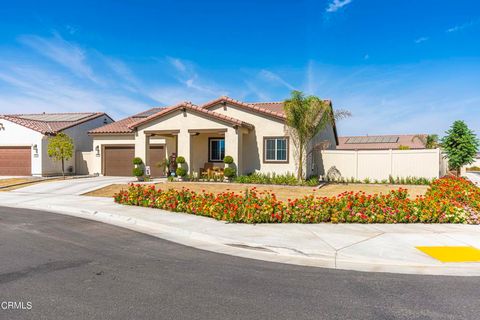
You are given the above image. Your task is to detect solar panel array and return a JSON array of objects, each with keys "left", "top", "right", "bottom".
[
  {"left": 17, "top": 113, "right": 92, "bottom": 122},
  {"left": 133, "top": 107, "right": 165, "bottom": 118},
  {"left": 345, "top": 136, "right": 399, "bottom": 144}
]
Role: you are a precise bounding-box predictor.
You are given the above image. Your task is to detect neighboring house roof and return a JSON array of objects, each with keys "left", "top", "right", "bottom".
[
  {"left": 89, "top": 107, "right": 163, "bottom": 135},
  {"left": 128, "top": 101, "right": 255, "bottom": 130},
  {"left": 337, "top": 134, "right": 428, "bottom": 150},
  {"left": 0, "top": 112, "right": 108, "bottom": 135}
]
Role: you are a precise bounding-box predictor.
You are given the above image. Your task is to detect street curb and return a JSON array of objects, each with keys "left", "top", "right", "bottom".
[{"left": 1, "top": 200, "right": 480, "bottom": 276}]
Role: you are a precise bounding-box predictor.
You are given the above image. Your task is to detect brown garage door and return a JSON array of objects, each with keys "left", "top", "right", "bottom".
[
  {"left": 0, "top": 147, "right": 31, "bottom": 176},
  {"left": 148, "top": 145, "right": 166, "bottom": 177},
  {"left": 103, "top": 146, "right": 134, "bottom": 176}
]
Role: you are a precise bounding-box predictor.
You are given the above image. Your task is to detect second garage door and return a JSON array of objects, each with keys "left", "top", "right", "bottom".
[
  {"left": 103, "top": 146, "right": 135, "bottom": 176},
  {"left": 0, "top": 147, "right": 31, "bottom": 176}
]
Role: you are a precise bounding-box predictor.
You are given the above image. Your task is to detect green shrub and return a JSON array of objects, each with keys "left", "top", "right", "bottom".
[
  {"left": 305, "top": 176, "right": 320, "bottom": 186},
  {"left": 176, "top": 156, "right": 186, "bottom": 164},
  {"left": 176, "top": 167, "right": 187, "bottom": 177},
  {"left": 132, "top": 167, "right": 144, "bottom": 177},
  {"left": 224, "top": 167, "right": 236, "bottom": 178},
  {"left": 223, "top": 155, "right": 234, "bottom": 164},
  {"left": 133, "top": 157, "right": 143, "bottom": 165}
]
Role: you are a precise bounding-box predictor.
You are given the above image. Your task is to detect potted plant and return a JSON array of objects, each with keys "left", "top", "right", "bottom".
[
  {"left": 133, "top": 157, "right": 144, "bottom": 181},
  {"left": 176, "top": 167, "right": 187, "bottom": 181},
  {"left": 224, "top": 167, "right": 236, "bottom": 181},
  {"left": 176, "top": 156, "right": 186, "bottom": 181},
  {"left": 157, "top": 157, "right": 170, "bottom": 176},
  {"left": 223, "top": 155, "right": 235, "bottom": 181}
]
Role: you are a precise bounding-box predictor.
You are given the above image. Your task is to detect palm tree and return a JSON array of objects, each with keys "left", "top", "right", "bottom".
[
  {"left": 284, "top": 90, "right": 350, "bottom": 180},
  {"left": 411, "top": 134, "right": 439, "bottom": 149}
]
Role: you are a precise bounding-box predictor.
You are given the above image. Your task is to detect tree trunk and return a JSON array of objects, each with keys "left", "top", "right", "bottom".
[
  {"left": 297, "top": 142, "right": 304, "bottom": 181},
  {"left": 62, "top": 158, "right": 65, "bottom": 180}
]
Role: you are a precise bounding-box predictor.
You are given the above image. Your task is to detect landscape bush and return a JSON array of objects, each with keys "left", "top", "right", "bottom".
[
  {"left": 114, "top": 176, "right": 480, "bottom": 224},
  {"left": 133, "top": 157, "right": 143, "bottom": 165}
]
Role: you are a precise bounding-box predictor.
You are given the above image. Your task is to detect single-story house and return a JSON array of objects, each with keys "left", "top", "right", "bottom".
[
  {"left": 89, "top": 96, "right": 338, "bottom": 177},
  {"left": 337, "top": 134, "right": 428, "bottom": 150},
  {"left": 0, "top": 112, "right": 113, "bottom": 176}
]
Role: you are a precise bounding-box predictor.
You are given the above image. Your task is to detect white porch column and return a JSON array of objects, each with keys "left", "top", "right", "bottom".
[
  {"left": 225, "top": 127, "right": 243, "bottom": 175},
  {"left": 177, "top": 129, "right": 191, "bottom": 173},
  {"left": 135, "top": 131, "right": 149, "bottom": 164}
]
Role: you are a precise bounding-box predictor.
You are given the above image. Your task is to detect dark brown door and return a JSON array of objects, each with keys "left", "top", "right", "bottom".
[
  {"left": 103, "top": 146, "right": 134, "bottom": 176},
  {"left": 0, "top": 147, "right": 31, "bottom": 176},
  {"left": 149, "top": 145, "right": 166, "bottom": 177}
]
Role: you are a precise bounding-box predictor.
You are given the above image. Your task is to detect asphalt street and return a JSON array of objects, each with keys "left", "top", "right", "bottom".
[{"left": 0, "top": 206, "right": 479, "bottom": 320}]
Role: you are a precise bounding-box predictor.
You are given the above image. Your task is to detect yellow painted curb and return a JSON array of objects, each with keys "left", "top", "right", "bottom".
[{"left": 416, "top": 246, "right": 480, "bottom": 263}]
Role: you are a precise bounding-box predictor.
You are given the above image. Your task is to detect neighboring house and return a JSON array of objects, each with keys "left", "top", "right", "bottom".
[
  {"left": 0, "top": 112, "right": 113, "bottom": 176},
  {"left": 337, "top": 134, "right": 427, "bottom": 150},
  {"left": 89, "top": 96, "right": 338, "bottom": 177}
]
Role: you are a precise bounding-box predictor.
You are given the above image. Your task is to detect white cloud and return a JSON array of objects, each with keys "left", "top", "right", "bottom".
[
  {"left": 18, "top": 33, "right": 103, "bottom": 85},
  {"left": 326, "top": 0, "right": 353, "bottom": 13},
  {"left": 259, "top": 69, "right": 295, "bottom": 90},
  {"left": 446, "top": 19, "right": 479, "bottom": 33},
  {"left": 414, "top": 37, "right": 429, "bottom": 44}
]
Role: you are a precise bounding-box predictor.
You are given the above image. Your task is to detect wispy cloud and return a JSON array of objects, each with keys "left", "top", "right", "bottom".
[
  {"left": 18, "top": 33, "right": 102, "bottom": 84},
  {"left": 258, "top": 69, "right": 295, "bottom": 90},
  {"left": 414, "top": 36, "right": 429, "bottom": 44},
  {"left": 326, "top": 0, "right": 353, "bottom": 13},
  {"left": 446, "top": 19, "right": 479, "bottom": 33}
]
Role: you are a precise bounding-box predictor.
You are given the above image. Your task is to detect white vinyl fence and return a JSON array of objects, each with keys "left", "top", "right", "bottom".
[{"left": 320, "top": 149, "right": 445, "bottom": 181}]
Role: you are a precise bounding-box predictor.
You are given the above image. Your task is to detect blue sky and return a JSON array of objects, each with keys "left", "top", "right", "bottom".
[{"left": 0, "top": 0, "right": 479, "bottom": 137}]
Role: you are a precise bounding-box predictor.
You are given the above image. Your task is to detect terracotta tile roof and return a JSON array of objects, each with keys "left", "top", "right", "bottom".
[
  {"left": 128, "top": 102, "right": 255, "bottom": 130},
  {"left": 250, "top": 101, "right": 285, "bottom": 114},
  {"left": 202, "top": 96, "right": 286, "bottom": 120},
  {"left": 89, "top": 107, "right": 163, "bottom": 134},
  {"left": 0, "top": 112, "right": 108, "bottom": 135},
  {"left": 337, "top": 134, "right": 428, "bottom": 150}
]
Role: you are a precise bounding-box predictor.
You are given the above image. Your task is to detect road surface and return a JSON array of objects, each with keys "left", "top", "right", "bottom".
[{"left": 0, "top": 206, "right": 479, "bottom": 320}]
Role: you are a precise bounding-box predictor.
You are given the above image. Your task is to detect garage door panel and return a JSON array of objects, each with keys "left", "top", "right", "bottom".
[
  {"left": 0, "top": 147, "right": 31, "bottom": 176},
  {"left": 104, "top": 146, "right": 134, "bottom": 177}
]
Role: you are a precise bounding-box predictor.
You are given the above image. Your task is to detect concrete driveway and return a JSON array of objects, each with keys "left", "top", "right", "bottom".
[{"left": 12, "top": 176, "right": 134, "bottom": 195}]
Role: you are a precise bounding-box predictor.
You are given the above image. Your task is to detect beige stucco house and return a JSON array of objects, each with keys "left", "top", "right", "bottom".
[
  {"left": 89, "top": 96, "right": 338, "bottom": 177},
  {"left": 0, "top": 112, "right": 113, "bottom": 176}
]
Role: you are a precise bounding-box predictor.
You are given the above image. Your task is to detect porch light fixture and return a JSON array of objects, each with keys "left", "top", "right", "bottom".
[
  {"left": 0, "top": 122, "right": 4, "bottom": 130},
  {"left": 95, "top": 145, "right": 100, "bottom": 156},
  {"left": 32, "top": 144, "right": 38, "bottom": 156}
]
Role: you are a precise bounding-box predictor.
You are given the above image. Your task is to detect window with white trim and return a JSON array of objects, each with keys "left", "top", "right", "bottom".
[
  {"left": 264, "top": 137, "right": 288, "bottom": 162},
  {"left": 209, "top": 138, "right": 225, "bottom": 162}
]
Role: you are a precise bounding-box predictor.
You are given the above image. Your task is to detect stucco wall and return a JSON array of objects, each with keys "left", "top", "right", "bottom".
[
  {"left": 207, "top": 103, "right": 296, "bottom": 175},
  {"left": 0, "top": 119, "right": 43, "bottom": 175},
  {"left": 320, "top": 149, "right": 442, "bottom": 181}
]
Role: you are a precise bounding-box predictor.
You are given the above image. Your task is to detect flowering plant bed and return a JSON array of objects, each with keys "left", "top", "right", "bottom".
[{"left": 114, "top": 177, "right": 480, "bottom": 224}]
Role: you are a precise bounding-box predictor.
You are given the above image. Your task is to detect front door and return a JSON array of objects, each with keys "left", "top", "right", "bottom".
[{"left": 148, "top": 145, "right": 166, "bottom": 177}]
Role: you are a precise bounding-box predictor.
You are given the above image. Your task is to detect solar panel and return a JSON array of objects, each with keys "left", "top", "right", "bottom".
[
  {"left": 18, "top": 114, "right": 91, "bottom": 122},
  {"left": 345, "top": 136, "right": 400, "bottom": 144},
  {"left": 133, "top": 108, "right": 164, "bottom": 118}
]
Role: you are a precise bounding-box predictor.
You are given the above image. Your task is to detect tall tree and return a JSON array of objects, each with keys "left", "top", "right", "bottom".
[
  {"left": 47, "top": 133, "right": 74, "bottom": 179},
  {"left": 412, "top": 134, "right": 439, "bottom": 149},
  {"left": 284, "top": 90, "right": 350, "bottom": 180},
  {"left": 441, "top": 121, "right": 479, "bottom": 176}
]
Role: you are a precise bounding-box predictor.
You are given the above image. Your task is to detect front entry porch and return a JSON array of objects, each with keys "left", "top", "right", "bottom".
[{"left": 138, "top": 127, "right": 248, "bottom": 177}]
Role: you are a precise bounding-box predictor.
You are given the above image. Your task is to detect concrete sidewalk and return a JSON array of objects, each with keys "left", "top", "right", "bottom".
[{"left": 0, "top": 191, "right": 479, "bottom": 276}]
